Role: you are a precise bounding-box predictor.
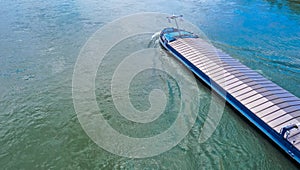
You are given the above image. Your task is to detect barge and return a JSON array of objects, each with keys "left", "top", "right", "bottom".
[{"left": 159, "top": 17, "right": 300, "bottom": 163}]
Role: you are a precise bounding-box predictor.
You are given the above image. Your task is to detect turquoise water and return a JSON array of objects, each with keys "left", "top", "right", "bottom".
[{"left": 0, "top": 0, "right": 299, "bottom": 169}]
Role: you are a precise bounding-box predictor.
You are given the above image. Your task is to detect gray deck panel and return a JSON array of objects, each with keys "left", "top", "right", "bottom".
[
  {"left": 253, "top": 98, "right": 300, "bottom": 113},
  {"left": 169, "top": 38, "right": 300, "bottom": 150},
  {"left": 251, "top": 97, "right": 298, "bottom": 114},
  {"left": 263, "top": 109, "right": 300, "bottom": 123},
  {"left": 287, "top": 127, "right": 300, "bottom": 142},
  {"left": 269, "top": 114, "right": 300, "bottom": 129}
]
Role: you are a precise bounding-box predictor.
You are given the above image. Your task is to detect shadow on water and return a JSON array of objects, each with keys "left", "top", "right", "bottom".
[{"left": 266, "top": 0, "right": 300, "bottom": 14}]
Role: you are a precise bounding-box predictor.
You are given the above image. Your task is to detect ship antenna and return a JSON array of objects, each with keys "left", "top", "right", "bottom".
[{"left": 166, "top": 14, "right": 183, "bottom": 37}]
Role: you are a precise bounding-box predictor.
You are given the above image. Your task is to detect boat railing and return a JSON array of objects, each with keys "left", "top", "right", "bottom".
[{"left": 280, "top": 123, "right": 300, "bottom": 139}]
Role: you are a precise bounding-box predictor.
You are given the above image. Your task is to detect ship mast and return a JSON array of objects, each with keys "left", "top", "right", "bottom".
[{"left": 167, "top": 14, "right": 183, "bottom": 37}]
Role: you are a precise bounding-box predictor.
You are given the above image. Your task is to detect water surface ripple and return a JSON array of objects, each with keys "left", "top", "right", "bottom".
[{"left": 0, "top": 0, "right": 299, "bottom": 169}]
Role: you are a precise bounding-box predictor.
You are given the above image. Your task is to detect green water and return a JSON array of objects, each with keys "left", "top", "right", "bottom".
[{"left": 0, "top": 0, "right": 299, "bottom": 169}]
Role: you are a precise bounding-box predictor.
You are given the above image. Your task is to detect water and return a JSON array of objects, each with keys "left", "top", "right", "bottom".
[{"left": 0, "top": 0, "right": 299, "bottom": 169}]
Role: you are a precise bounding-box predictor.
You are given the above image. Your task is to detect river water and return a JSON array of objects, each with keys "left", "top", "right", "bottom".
[{"left": 0, "top": 0, "right": 299, "bottom": 169}]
